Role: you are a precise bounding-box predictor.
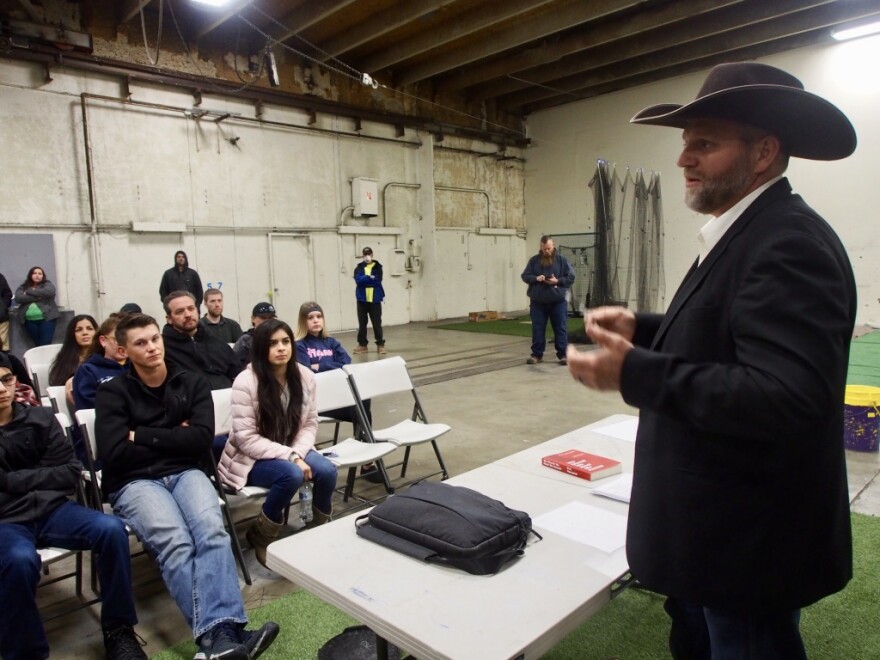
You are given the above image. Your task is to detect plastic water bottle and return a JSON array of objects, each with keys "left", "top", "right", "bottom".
[{"left": 299, "top": 482, "right": 314, "bottom": 524}]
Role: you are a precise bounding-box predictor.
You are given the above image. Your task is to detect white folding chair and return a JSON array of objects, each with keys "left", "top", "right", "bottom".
[
  {"left": 313, "top": 369, "right": 397, "bottom": 501},
  {"left": 27, "top": 363, "right": 52, "bottom": 401},
  {"left": 34, "top": 413, "right": 101, "bottom": 620},
  {"left": 46, "top": 385, "right": 72, "bottom": 416},
  {"left": 212, "top": 388, "right": 270, "bottom": 501},
  {"left": 343, "top": 356, "right": 451, "bottom": 483},
  {"left": 24, "top": 344, "right": 62, "bottom": 398}
]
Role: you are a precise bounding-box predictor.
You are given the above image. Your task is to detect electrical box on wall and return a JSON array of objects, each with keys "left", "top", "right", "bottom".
[{"left": 352, "top": 177, "right": 378, "bottom": 217}]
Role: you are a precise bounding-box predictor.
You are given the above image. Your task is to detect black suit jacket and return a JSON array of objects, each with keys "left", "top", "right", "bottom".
[{"left": 622, "top": 179, "right": 854, "bottom": 611}]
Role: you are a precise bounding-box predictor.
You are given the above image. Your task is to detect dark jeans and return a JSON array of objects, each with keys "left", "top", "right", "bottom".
[
  {"left": 246, "top": 450, "right": 337, "bottom": 522},
  {"left": 23, "top": 319, "right": 57, "bottom": 347},
  {"left": 0, "top": 500, "right": 137, "bottom": 660},
  {"left": 529, "top": 299, "right": 568, "bottom": 359},
  {"left": 356, "top": 301, "right": 384, "bottom": 346},
  {"left": 665, "top": 597, "right": 806, "bottom": 660}
]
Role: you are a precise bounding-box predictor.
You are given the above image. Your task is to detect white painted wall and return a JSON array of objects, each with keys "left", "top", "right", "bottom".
[
  {"left": 0, "top": 58, "right": 529, "bottom": 332},
  {"left": 525, "top": 38, "right": 880, "bottom": 325}
]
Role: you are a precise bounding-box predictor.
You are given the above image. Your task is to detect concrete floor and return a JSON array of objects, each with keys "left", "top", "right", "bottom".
[{"left": 36, "top": 317, "right": 880, "bottom": 658}]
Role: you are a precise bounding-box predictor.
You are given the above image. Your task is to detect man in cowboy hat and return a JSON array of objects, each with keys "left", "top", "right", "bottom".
[{"left": 568, "top": 62, "right": 856, "bottom": 658}]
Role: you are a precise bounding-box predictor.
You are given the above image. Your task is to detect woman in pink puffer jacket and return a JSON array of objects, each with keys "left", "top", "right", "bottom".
[{"left": 217, "top": 319, "right": 337, "bottom": 567}]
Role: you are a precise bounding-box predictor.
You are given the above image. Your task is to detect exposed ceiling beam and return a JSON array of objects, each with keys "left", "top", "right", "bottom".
[
  {"left": 119, "top": 0, "right": 152, "bottom": 25},
  {"left": 472, "top": 0, "right": 832, "bottom": 103},
  {"left": 266, "top": 0, "right": 361, "bottom": 47},
  {"left": 521, "top": 30, "right": 832, "bottom": 115},
  {"left": 359, "top": 0, "right": 555, "bottom": 74},
  {"left": 439, "top": 0, "right": 742, "bottom": 94},
  {"left": 189, "top": 0, "right": 255, "bottom": 41},
  {"left": 317, "top": 0, "right": 457, "bottom": 59},
  {"left": 394, "top": 0, "right": 646, "bottom": 86},
  {"left": 503, "top": 0, "right": 880, "bottom": 110}
]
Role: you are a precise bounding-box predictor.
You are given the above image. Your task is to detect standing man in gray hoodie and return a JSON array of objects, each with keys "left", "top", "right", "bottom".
[{"left": 159, "top": 251, "right": 203, "bottom": 311}]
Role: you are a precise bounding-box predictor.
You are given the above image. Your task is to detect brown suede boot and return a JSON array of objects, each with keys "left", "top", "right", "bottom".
[
  {"left": 246, "top": 510, "right": 283, "bottom": 567},
  {"left": 307, "top": 505, "right": 332, "bottom": 529}
]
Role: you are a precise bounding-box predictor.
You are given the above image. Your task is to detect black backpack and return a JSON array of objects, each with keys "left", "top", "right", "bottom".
[{"left": 355, "top": 481, "right": 541, "bottom": 575}]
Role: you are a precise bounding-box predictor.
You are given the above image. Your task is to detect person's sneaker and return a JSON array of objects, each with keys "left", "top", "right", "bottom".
[
  {"left": 558, "top": 357, "right": 567, "bottom": 365},
  {"left": 241, "top": 622, "right": 281, "bottom": 659},
  {"left": 526, "top": 355, "right": 542, "bottom": 364},
  {"left": 200, "top": 622, "right": 248, "bottom": 660},
  {"left": 377, "top": 345, "right": 388, "bottom": 354},
  {"left": 103, "top": 625, "right": 147, "bottom": 660},
  {"left": 353, "top": 345, "right": 368, "bottom": 354}
]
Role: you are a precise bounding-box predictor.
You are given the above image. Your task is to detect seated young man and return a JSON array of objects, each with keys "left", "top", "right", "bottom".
[
  {"left": 95, "top": 313, "right": 279, "bottom": 660},
  {"left": 0, "top": 353, "right": 145, "bottom": 660}
]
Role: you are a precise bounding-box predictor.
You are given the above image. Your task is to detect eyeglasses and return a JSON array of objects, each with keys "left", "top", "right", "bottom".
[{"left": 0, "top": 374, "right": 16, "bottom": 387}]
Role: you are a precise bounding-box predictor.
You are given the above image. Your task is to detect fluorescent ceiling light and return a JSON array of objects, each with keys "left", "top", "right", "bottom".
[
  {"left": 191, "top": 0, "right": 234, "bottom": 7},
  {"left": 831, "top": 19, "right": 880, "bottom": 41}
]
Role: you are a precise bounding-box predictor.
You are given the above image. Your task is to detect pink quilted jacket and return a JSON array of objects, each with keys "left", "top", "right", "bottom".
[{"left": 217, "top": 363, "right": 318, "bottom": 491}]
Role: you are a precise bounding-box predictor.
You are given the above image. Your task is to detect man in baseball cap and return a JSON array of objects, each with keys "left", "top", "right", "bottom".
[{"left": 232, "top": 302, "right": 277, "bottom": 368}]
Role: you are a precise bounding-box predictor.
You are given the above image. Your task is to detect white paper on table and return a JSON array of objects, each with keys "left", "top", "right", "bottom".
[
  {"left": 533, "top": 501, "right": 627, "bottom": 553},
  {"left": 592, "top": 417, "right": 639, "bottom": 443},
  {"left": 591, "top": 473, "right": 633, "bottom": 504}
]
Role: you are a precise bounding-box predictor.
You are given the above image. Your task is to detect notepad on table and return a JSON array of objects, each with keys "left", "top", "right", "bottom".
[{"left": 591, "top": 473, "right": 633, "bottom": 504}]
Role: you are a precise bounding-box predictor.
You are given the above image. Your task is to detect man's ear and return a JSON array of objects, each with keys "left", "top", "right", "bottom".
[
  {"left": 753, "top": 134, "right": 782, "bottom": 175},
  {"left": 118, "top": 344, "right": 129, "bottom": 360}
]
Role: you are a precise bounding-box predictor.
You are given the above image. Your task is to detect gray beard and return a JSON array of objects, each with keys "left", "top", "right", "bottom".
[{"left": 684, "top": 156, "right": 755, "bottom": 215}]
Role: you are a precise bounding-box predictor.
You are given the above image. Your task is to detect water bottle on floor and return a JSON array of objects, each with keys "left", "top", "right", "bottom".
[{"left": 299, "top": 481, "right": 314, "bottom": 524}]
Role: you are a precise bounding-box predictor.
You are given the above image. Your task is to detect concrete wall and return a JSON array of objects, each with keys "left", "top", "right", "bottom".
[
  {"left": 525, "top": 37, "right": 880, "bottom": 325},
  {"left": 0, "top": 58, "right": 529, "bottom": 330}
]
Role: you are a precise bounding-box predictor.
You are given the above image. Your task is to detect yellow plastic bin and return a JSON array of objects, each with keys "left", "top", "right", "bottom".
[{"left": 844, "top": 385, "right": 880, "bottom": 452}]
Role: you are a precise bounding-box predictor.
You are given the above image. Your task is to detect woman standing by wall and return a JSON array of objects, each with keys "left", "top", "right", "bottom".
[
  {"left": 217, "top": 319, "right": 337, "bottom": 567},
  {"left": 14, "top": 267, "right": 61, "bottom": 347}
]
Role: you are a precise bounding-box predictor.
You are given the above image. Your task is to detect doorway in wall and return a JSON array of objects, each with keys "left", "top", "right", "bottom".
[{"left": 269, "top": 234, "right": 313, "bottom": 324}]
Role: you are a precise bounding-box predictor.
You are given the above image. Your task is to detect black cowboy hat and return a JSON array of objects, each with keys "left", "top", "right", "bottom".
[{"left": 630, "top": 62, "right": 856, "bottom": 161}]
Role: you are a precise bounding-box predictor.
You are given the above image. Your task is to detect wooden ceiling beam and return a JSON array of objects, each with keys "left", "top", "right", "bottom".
[
  {"left": 317, "top": 0, "right": 457, "bottom": 59},
  {"left": 393, "top": 0, "right": 645, "bottom": 86},
  {"left": 439, "top": 0, "right": 743, "bottom": 94},
  {"left": 119, "top": 0, "right": 153, "bottom": 25},
  {"left": 359, "top": 0, "right": 554, "bottom": 74},
  {"left": 471, "top": 0, "right": 832, "bottom": 103},
  {"left": 502, "top": 0, "right": 880, "bottom": 111},
  {"left": 520, "top": 30, "right": 831, "bottom": 115}
]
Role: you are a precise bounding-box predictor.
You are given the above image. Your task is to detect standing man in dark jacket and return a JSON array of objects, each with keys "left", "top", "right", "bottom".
[
  {"left": 0, "top": 271, "right": 11, "bottom": 349},
  {"left": 162, "top": 291, "right": 241, "bottom": 390},
  {"left": 159, "top": 250, "right": 203, "bottom": 310},
  {"left": 95, "top": 313, "right": 279, "bottom": 660},
  {"left": 521, "top": 236, "right": 575, "bottom": 365},
  {"left": 353, "top": 247, "right": 386, "bottom": 354},
  {"left": 0, "top": 352, "right": 146, "bottom": 660},
  {"left": 568, "top": 63, "right": 856, "bottom": 659}
]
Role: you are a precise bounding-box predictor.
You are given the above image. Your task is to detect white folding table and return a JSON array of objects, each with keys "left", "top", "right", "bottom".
[{"left": 267, "top": 414, "right": 638, "bottom": 660}]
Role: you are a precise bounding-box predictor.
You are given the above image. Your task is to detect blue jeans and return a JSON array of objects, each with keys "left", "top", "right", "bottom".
[
  {"left": 0, "top": 500, "right": 137, "bottom": 660},
  {"left": 529, "top": 300, "right": 568, "bottom": 359},
  {"left": 23, "top": 319, "right": 57, "bottom": 347},
  {"left": 665, "top": 597, "right": 806, "bottom": 660},
  {"left": 109, "top": 469, "right": 246, "bottom": 639},
  {"left": 246, "top": 450, "right": 337, "bottom": 522}
]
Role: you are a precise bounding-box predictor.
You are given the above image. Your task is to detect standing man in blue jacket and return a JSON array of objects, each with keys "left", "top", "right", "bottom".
[
  {"left": 521, "top": 236, "right": 575, "bottom": 365},
  {"left": 353, "top": 247, "right": 386, "bottom": 355}
]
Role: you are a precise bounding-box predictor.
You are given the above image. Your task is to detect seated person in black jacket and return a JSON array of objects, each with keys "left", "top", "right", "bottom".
[
  {"left": 0, "top": 352, "right": 145, "bottom": 660},
  {"left": 95, "top": 314, "right": 278, "bottom": 660},
  {"left": 161, "top": 291, "right": 241, "bottom": 390}
]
